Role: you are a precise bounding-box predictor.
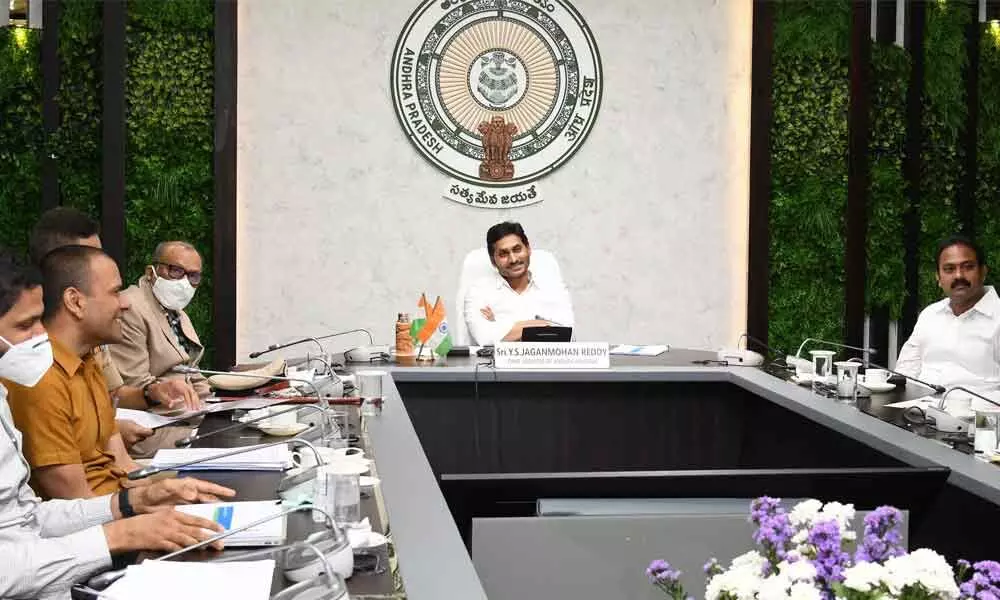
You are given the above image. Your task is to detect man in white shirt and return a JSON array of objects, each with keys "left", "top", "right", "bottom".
[
  {"left": 464, "top": 222, "right": 574, "bottom": 345},
  {"left": 0, "top": 247, "right": 233, "bottom": 599},
  {"left": 895, "top": 236, "right": 1000, "bottom": 404}
]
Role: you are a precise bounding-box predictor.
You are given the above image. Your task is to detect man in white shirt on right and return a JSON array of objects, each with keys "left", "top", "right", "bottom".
[
  {"left": 896, "top": 235, "right": 1000, "bottom": 410},
  {"left": 464, "top": 221, "right": 574, "bottom": 346}
]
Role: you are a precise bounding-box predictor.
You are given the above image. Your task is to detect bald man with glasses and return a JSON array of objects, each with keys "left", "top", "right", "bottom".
[{"left": 108, "top": 241, "right": 210, "bottom": 455}]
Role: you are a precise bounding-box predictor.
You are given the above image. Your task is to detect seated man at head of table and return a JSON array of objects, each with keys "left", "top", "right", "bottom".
[
  {"left": 895, "top": 235, "right": 1000, "bottom": 409},
  {"left": 107, "top": 240, "right": 211, "bottom": 456},
  {"left": 29, "top": 208, "right": 201, "bottom": 451},
  {"left": 0, "top": 247, "right": 234, "bottom": 600},
  {"left": 464, "top": 221, "right": 574, "bottom": 346}
]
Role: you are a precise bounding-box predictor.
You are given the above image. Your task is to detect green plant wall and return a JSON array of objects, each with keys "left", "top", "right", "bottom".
[
  {"left": 918, "top": 0, "right": 967, "bottom": 305},
  {"left": 977, "top": 26, "right": 1000, "bottom": 280},
  {"left": 866, "top": 44, "right": 909, "bottom": 319},
  {"left": 0, "top": 27, "right": 42, "bottom": 255},
  {"left": 768, "top": 0, "right": 851, "bottom": 355},
  {"left": 55, "top": 0, "right": 102, "bottom": 218},
  {"left": 125, "top": 0, "right": 215, "bottom": 365}
]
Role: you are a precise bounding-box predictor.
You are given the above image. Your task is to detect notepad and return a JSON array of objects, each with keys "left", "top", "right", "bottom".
[
  {"left": 103, "top": 559, "right": 275, "bottom": 600},
  {"left": 610, "top": 344, "right": 669, "bottom": 356},
  {"left": 150, "top": 444, "right": 293, "bottom": 471},
  {"left": 176, "top": 500, "right": 286, "bottom": 546}
]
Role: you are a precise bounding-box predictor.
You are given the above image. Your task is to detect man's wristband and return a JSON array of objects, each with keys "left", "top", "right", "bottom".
[{"left": 118, "top": 490, "right": 136, "bottom": 518}]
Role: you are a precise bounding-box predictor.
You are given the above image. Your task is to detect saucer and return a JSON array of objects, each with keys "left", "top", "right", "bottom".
[
  {"left": 258, "top": 422, "right": 311, "bottom": 436},
  {"left": 859, "top": 381, "right": 895, "bottom": 393},
  {"left": 790, "top": 374, "right": 814, "bottom": 386}
]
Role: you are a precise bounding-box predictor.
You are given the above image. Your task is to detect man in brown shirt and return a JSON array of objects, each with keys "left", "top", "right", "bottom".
[
  {"left": 28, "top": 208, "right": 201, "bottom": 451},
  {"left": 5, "top": 245, "right": 215, "bottom": 498}
]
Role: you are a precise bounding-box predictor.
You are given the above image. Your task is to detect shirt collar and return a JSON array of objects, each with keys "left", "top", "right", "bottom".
[
  {"left": 494, "top": 269, "right": 543, "bottom": 291},
  {"left": 937, "top": 285, "right": 1000, "bottom": 318},
  {"left": 50, "top": 335, "right": 85, "bottom": 376}
]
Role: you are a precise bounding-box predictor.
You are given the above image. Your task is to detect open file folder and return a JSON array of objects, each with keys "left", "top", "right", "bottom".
[
  {"left": 150, "top": 445, "right": 293, "bottom": 471},
  {"left": 175, "top": 500, "right": 287, "bottom": 546}
]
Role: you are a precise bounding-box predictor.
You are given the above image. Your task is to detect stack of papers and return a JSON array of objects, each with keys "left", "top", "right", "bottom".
[
  {"left": 103, "top": 559, "right": 275, "bottom": 600},
  {"left": 610, "top": 344, "right": 669, "bottom": 356},
  {"left": 175, "top": 500, "right": 286, "bottom": 547},
  {"left": 150, "top": 444, "right": 293, "bottom": 471}
]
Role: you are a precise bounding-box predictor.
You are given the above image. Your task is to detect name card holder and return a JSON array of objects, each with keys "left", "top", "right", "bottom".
[{"left": 493, "top": 342, "right": 610, "bottom": 370}]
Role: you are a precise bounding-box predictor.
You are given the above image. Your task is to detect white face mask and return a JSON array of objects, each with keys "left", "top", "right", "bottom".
[
  {"left": 0, "top": 333, "right": 53, "bottom": 387},
  {"left": 151, "top": 272, "right": 197, "bottom": 311}
]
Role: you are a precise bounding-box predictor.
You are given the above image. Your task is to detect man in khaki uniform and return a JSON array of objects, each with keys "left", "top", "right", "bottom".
[{"left": 109, "top": 241, "right": 211, "bottom": 455}]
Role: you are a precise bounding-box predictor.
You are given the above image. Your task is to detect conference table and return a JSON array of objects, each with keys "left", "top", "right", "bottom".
[{"left": 151, "top": 345, "right": 1000, "bottom": 600}]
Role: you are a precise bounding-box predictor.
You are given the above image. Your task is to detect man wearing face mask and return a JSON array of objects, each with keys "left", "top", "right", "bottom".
[
  {"left": 0, "top": 247, "right": 236, "bottom": 599},
  {"left": 896, "top": 235, "right": 1000, "bottom": 408},
  {"left": 107, "top": 241, "right": 209, "bottom": 457}
]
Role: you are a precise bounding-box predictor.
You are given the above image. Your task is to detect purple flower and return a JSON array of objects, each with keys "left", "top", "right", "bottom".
[
  {"left": 807, "top": 520, "right": 849, "bottom": 600},
  {"left": 704, "top": 558, "right": 723, "bottom": 577},
  {"left": 854, "top": 506, "right": 905, "bottom": 564},
  {"left": 646, "top": 559, "right": 687, "bottom": 600},
  {"left": 750, "top": 497, "right": 783, "bottom": 525},
  {"left": 958, "top": 560, "right": 1000, "bottom": 600}
]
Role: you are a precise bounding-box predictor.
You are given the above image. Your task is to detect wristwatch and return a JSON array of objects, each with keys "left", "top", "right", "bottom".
[{"left": 143, "top": 380, "right": 161, "bottom": 407}]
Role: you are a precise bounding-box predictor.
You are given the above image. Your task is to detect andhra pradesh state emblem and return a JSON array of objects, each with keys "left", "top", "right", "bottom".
[{"left": 390, "top": 0, "right": 603, "bottom": 205}]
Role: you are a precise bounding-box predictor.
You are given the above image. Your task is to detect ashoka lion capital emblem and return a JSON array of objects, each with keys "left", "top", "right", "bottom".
[{"left": 478, "top": 116, "right": 517, "bottom": 181}]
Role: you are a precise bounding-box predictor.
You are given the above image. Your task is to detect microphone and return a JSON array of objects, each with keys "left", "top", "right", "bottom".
[
  {"left": 794, "top": 338, "right": 877, "bottom": 368},
  {"left": 937, "top": 385, "right": 1000, "bottom": 411},
  {"left": 859, "top": 359, "right": 946, "bottom": 394},
  {"left": 172, "top": 365, "right": 341, "bottom": 410},
  {"left": 80, "top": 505, "right": 339, "bottom": 593},
  {"left": 738, "top": 333, "right": 788, "bottom": 360},
  {"left": 126, "top": 437, "right": 323, "bottom": 482},
  {"left": 249, "top": 329, "right": 375, "bottom": 359},
  {"left": 174, "top": 404, "right": 336, "bottom": 448}
]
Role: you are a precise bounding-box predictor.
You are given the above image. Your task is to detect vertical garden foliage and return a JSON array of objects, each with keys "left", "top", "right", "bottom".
[
  {"left": 125, "top": 0, "right": 215, "bottom": 364},
  {"left": 56, "top": 0, "right": 102, "bottom": 217},
  {"left": 0, "top": 28, "right": 42, "bottom": 255},
  {"left": 977, "top": 25, "right": 1000, "bottom": 277},
  {"left": 919, "top": 0, "right": 967, "bottom": 304},
  {"left": 866, "top": 44, "right": 909, "bottom": 319},
  {"left": 768, "top": 0, "right": 851, "bottom": 354}
]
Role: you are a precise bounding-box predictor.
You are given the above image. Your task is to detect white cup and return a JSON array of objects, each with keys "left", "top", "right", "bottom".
[
  {"left": 248, "top": 406, "right": 298, "bottom": 428},
  {"left": 865, "top": 369, "right": 889, "bottom": 384},
  {"left": 357, "top": 370, "right": 385, "bottom": 399},
  {"left": 293, "top": 446, "right": 366, "bottom": 470}
]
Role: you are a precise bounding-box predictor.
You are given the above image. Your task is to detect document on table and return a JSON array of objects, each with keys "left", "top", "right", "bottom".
[
  {"left": 150, "top": 444, "right": 293, "bottom": 471},
  {"left": 610, "top": 344, "right": 670, "bottom": 356},
  {"left": 885, "top": 396, "right": 937, "bottom": 409},
  {"left": 103, "top": 559, "right": 275, "bottom": 600},
  {"left": 115, "top": 408, "right": 189, "bottom": 429},
  {"left": 176, "top": 500, "right": 286, "bottom": 546}
]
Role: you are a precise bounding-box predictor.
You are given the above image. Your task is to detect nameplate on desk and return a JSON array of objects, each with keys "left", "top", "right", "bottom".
[{"left": 494, "top": 342, "right": 610, "bottom": 370}]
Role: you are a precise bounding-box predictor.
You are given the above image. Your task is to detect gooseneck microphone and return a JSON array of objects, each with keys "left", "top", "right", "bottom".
[
  {"left": 795, "top": 338, "right": 877, "bottom": 368},
  {"left": 249, "top": 329, "right": 375, "bottom": 359},
  {"left": 127, "top": 437, "right": 323, "bottom": 481},
  {"left": 938, "top": 385, "right": 1000, "bottom": 410},
  {"left": 174, "top": 404, "right": 334, "bottom": 448},
  {"left": 844, "top": 358, "right": 947, "bottom": 394},
  {"left": 171, "top": 365, "right": 333, "bottom": 410},
  {"left": 80, "top": 505, "right": 338, "bottom": 593}
]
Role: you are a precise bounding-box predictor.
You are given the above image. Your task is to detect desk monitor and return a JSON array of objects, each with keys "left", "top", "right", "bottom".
[
  {"left": 439, "top": 467, "right": 950, "bottom": 549},
  {"left": 522, "top": 326, "right": 572, "bottom": 342}
]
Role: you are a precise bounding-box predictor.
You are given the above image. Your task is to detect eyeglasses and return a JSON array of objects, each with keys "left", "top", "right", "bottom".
[{"left": 155, "top": 262, "right": 202, "bottom": 286}]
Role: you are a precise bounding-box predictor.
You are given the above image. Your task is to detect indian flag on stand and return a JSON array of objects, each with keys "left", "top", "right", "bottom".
[{"left": 410, "top": 293, "right": 453, "bottom": 357}]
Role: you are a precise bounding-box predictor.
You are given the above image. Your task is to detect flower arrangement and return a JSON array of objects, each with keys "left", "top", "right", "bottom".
[{"left": 646, "top": 497, "right": 999, "bottom": 600}]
